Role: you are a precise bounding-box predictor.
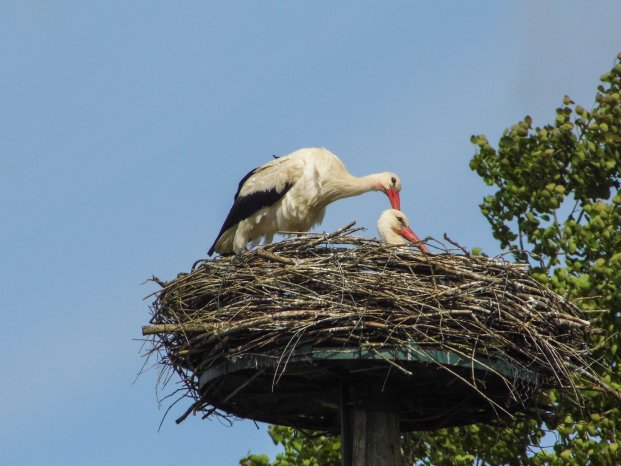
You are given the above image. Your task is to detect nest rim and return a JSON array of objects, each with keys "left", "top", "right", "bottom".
[{"left": 143, "top": 226, "right": 593, "bottom": 430}]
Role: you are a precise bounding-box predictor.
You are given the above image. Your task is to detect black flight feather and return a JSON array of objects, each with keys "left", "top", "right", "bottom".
[{"left": 208, "top": 179, "right": 294, "bottom": 255}]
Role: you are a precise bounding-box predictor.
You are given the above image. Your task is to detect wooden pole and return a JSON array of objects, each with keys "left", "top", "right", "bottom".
[
  {"left": 340, "top": 382, "right": 353, "bottom": 466},
  {"left": 340, "top": 382, "right": 401, "bottom": 466},
  {"left": 351, "top": 409, "right": 401, "bottom": 466}
]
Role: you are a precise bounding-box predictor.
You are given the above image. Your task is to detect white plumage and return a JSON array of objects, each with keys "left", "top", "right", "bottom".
[
  {"left": 209, "top": 147, "right": 402, "bottom": 255},
  {"left": 377, "top": 209, "right": 429, "bottom": 252}
]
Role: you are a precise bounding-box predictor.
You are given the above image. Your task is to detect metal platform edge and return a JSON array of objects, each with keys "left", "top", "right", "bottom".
[{"left": 199, "top": 343, "right": 541, "bottom": 388}]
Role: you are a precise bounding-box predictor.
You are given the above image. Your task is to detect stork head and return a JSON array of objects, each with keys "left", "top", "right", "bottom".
[
  {"left": 375, "top": 172, "right": 401, "bottom": 210},
  {"left": 377, "top": 209, "right": 429, "bottom": 253}
]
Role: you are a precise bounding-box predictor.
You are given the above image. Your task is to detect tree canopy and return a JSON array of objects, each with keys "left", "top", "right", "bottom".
[{"left": 241, "top": 52, "right": 621, "bottom": 466}]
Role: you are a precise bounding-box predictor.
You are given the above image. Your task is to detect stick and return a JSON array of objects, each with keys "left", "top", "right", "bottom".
[
  {"left": 256, "top": 249, "right": 297, "bottom": 265},
  {"left": 298, "top": 221, "right": 358, "bottom": 250}
]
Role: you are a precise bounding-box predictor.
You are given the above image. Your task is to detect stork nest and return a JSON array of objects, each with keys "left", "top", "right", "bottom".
[{"left": 142, "top": 224, "right": 595, "bottom": 430}]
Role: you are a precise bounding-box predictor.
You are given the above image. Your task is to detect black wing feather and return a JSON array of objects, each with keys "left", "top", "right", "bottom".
[{"left": 208, "top": 181, "right": 294, "bottom": 255}]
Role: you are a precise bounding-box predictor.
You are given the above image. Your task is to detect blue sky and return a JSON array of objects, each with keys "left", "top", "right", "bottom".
[{"left": 1, "top": 2, "right": 620, "bottom": 465}]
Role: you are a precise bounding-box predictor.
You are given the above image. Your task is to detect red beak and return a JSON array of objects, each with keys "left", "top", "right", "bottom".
[
  {"left": 399, "top": 226, "right": 430, "bottom": 253},
  {"left": 386, "top": 189, "right": 400, "bottom": 210}
]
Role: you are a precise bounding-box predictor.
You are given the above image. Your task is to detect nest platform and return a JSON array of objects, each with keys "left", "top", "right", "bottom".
[{"left": 143, "top": 225, "right": 591, "bottom": 431}]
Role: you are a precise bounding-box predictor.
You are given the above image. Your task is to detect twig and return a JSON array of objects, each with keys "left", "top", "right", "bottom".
[
  {"left": 298, "top": 221, "right": 357, "bottom": 250},
  {"left": 256, "top": 249, "right": 297, "bottom": 265},
  {"left": 443, "top": 233, "right": 470, "bottom": 255}
]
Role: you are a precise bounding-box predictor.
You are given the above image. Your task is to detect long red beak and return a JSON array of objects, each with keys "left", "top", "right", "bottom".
[
  {"left": 386, "top": 189, "right": 400, "bottom": 210},
  {"left": 399, "top": 226, "right": 430, "bottom": 253}
]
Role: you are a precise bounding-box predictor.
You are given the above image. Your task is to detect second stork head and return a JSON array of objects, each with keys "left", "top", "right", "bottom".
[{"left": 377, "top": 209, "right": 429, "bottom": 253}]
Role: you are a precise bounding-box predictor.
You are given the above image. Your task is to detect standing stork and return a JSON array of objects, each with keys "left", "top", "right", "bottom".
[
  {"left": 208, "top": 147, "right": 402, "bottom": 255},
  {"left": 377, "top": 209, "right": 429, "bottom": 253}
]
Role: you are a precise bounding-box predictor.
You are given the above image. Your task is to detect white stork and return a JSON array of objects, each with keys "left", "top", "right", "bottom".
[
  {"left": 377, "top": 209, "right": 429, "bottom": 253},
  {"left": 208, "top": 147, "right": 402, "bottom": 255}
]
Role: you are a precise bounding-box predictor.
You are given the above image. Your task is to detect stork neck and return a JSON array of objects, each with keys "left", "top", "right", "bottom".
[{"left": 331, "top": 173, "right": 382, "bottom": 200}]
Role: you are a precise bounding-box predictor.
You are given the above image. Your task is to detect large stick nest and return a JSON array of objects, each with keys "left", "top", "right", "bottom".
[{"left": 143, "top": 225, "right": 593, "bottom": 431}]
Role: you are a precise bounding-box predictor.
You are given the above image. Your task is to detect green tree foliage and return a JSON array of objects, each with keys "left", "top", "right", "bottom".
[
  {"left": 240, "top": 426, "right": 341, "bottom": 466},
  {"left": 240, "top": 53, "right": 621, "bottom": 465},
  {"left": 467, "top": 52, "right": 621, "bottom": 465}
]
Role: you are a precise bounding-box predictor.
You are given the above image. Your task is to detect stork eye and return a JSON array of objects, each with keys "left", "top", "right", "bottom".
[
  {"left": 391, "top": 176, "right": 397, "bottom": 185},
  {"left": 396, "top": 216, "right": 404, "bottom": 224}
]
